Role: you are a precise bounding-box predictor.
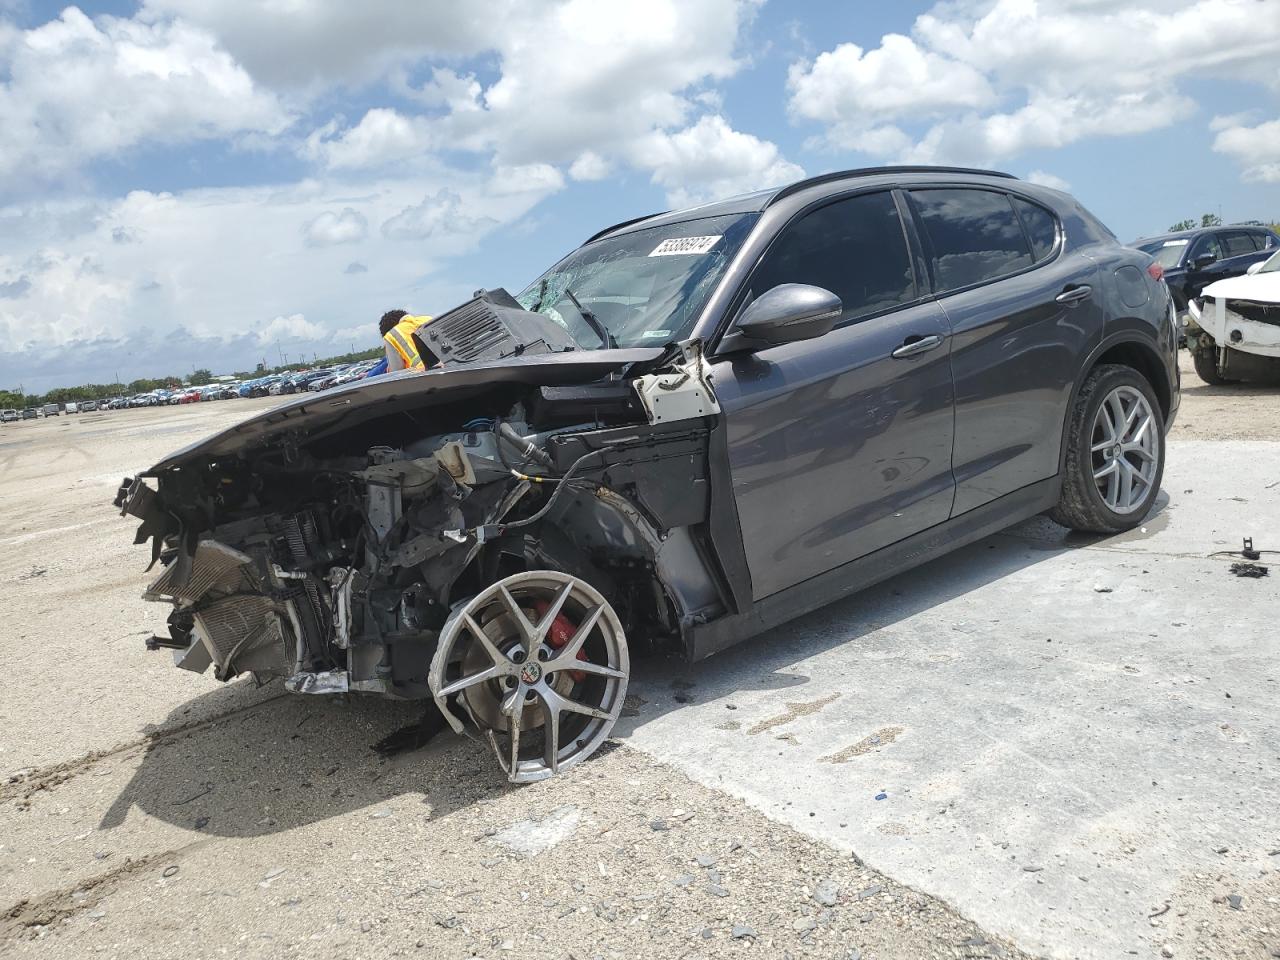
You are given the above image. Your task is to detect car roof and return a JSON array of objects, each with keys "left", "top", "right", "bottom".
[
  {"left": 584, "top": 165, "right": 1018, "bottom": 244},
  {"left": 1135, "top": 224, "right": 1274, "bottom": 245}
]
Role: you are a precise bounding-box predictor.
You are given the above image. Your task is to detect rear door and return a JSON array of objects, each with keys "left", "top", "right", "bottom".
[
  {"left": 906, "top": 187, "right": 1105, "bottom": 515},
  {"left": 712, "top": 190, "right": 956, "bottom": 600}
]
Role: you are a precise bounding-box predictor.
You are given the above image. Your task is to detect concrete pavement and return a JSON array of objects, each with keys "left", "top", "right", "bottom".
[{"left": 620, "top": 439, "right": 1280, "bottom": 959}]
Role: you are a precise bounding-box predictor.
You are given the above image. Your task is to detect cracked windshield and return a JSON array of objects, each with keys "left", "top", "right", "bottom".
[{"left": 516, "top": 213, "right": 758, "bottom": 348}]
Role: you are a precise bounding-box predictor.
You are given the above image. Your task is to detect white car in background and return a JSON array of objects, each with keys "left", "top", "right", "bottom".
[{"left": 1187, "top": 249, "right": 1280, "bottom": 385}]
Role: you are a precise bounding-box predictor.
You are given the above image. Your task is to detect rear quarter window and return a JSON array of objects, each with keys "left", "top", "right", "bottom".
[
  {"left": 1012, "top": 197, "right": 1059, "bottom": 262},
  {"left": 910, "top": 188, "right": 1035, "bottom": 293}
]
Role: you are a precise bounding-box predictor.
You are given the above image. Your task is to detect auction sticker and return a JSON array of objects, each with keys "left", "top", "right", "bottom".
[{"left": 650, "top": 235, "right": 721, "bottom": 256}]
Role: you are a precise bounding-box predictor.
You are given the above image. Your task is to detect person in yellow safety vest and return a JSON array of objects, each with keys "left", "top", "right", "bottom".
[{"left": 379, "top": 309, "right": 434, "bottom": 372}]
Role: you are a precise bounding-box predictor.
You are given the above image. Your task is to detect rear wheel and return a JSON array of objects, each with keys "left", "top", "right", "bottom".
[{"left": 1051, "top": 364, "right": 1165, "bottom": 534}]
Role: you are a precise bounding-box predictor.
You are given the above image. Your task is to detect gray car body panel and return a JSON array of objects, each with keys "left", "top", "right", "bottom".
[{"left": 127, "top": 166, "right": 1178, "bottom": 680}]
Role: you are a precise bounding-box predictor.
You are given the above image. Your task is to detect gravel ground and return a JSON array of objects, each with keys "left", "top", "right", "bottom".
[
  {"left": 1171, "top": 348, "right": 1280, "bottom": 440},
  {"left": 2, "top": 364, "right": 1277, "bottom": 960}
]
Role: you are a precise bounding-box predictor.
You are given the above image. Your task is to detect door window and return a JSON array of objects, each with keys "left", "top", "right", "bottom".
[
  {"left": 1190, "top": 233, "right": 1224, "bottom": 263},
  {"left": 749, "top": 191, "right": 916, "bottom": 323},
  {"left": 1220, "top": 231, "right": 1260, "bottom": 257},
  {"left": 910, "top": 189, "right": 1035, "bottom": 293},
  {"left": 1012, "top": 197, "right": 1059, "bottom": 262}
]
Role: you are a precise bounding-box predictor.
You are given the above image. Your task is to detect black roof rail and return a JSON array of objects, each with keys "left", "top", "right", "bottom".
[
  {"left": 765, "top": 165, "right": 1017, "bottom": 206},
  {"left": 583, "top": 211, "right": 667, "bottom": 245}
]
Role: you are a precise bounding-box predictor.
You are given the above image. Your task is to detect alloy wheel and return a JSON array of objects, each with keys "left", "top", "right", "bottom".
[
  {"left": 1090, "top": 385, "right": 1159, "bottom": 515},
  {"left": 429, "top": 571, "right": 629, "bottom": 783}
]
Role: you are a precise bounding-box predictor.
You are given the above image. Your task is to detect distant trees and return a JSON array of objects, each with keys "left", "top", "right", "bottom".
[
  {"left": 1168, "top": 213, "right": 1224, "bottom": 232},
  {"left": 189, "top": 368, "right": 214, "bottom": 386}
]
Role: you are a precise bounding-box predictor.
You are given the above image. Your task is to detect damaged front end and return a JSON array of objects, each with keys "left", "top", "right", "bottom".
[{"left": 115, "top": 300, "right": 738, "bottom": 782}]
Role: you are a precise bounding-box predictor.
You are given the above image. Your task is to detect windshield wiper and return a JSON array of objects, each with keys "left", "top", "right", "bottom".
[{"left": 562, "top": 287, "right": 617, "bottom": 349}]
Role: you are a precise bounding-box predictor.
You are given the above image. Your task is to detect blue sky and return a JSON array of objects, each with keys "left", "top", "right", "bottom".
[{"left": 1, "top": 0, "right": 1278, "bottom": 393}]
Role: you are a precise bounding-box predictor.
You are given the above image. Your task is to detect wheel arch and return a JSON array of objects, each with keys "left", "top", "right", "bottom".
[{"left": 1058, "top": 331, "right": 1171, "bottom": 472}]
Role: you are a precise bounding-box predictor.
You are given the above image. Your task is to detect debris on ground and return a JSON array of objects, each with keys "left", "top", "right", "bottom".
[{"left": 1229, "top": 561, "right": 1269, "bottom": 578}]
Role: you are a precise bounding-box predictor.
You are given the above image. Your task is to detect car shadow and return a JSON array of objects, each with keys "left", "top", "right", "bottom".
[{"left": 100, "top": 499, "right": 1165, "bottom": 838}]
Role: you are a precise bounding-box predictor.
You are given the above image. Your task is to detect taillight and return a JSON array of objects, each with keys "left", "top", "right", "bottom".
[{"left": 1147, "top": 262, "right": 1164, "bottom": 281}]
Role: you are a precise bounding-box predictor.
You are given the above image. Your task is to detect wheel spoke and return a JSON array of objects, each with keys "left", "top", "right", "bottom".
[
  {"left": 463, "top": 613, "right": 513, "bottom": 672},
  {"left": 496, "top": 584, "right": 537, "bottom": 648},
  {"left": 1093, "top": 459, "right": 1119, "bottom": 482},
  {"left": 1122, "top": 398, "right": 1142, "bottom": 436},
  {"left": 438, "top": 663, "right": 503, "bottom": 697},
  {"left": 1096, "top": 408, "right": 1116, "bottom": 445},
  {"left": 569, "top": 660, "right": 627, "bottom": 679},
  {"left": 545, "top": 605, "right": 604, "bottom": 670},
  {"left": 1118, "top": 459, "right": 1134, "bottom": 508},
  {"left": 545, "top": 686, "right": 612, "bottom": 721},
  {"left": 1107, "top": 393, "right": 1126, "bottom": 442},
  {"left": 1124, "top": 444, "right": 1156, "bottom": 463},
  {"left": 539, "top": 691, "right": 561, "bottom": 775},
  {"left": 1127, "top": 413, "right": 1151, "bottom": 446},
  {"left": 534, "top": 580, "right": 574, "bottom": 644}
]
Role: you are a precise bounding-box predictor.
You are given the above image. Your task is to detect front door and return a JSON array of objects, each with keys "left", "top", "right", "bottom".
[{"left": 711, "top": 190, "right": 956, "bottom": 601}]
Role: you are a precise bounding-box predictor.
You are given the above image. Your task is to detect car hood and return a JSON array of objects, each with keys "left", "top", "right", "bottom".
[
  {"left": 1202, "top": 272, "right": 1280, "bottom": 303},
  {"left": 147, "top": 347, "right": 665, "bottom": 472}
]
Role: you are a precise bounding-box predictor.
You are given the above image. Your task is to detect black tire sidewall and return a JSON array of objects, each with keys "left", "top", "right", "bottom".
[{"left": 1076, "top": 368, "right": 1165, "bottom": 527}]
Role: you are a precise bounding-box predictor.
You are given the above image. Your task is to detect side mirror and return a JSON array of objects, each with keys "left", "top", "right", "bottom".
[
  {"left": 1192, "top": 253, "right": 1217, "bottom": 270},
  {"left": 727, "top": 283, "right": 842, "bottom": 350},
  {"left": 1246, "top": 261, "right": 1264, "bottom": 275}
]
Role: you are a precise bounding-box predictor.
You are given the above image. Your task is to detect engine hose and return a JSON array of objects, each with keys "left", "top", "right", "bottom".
[{"left": 497, "top": 420, "right": 554, "bottom": 471}]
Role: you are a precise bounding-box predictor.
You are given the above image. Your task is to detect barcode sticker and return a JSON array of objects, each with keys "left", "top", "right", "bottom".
[{"left": 649, "top": 235, "right": 721, "bottom": 257}]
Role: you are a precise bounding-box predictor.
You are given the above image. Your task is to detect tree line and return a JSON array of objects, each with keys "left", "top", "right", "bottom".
[
  {"left": 1167, "top": 213, "right": 1280, "bottom": 233},
  {"left": 0, "top": 347, "right": 381, "bottom": 411}
]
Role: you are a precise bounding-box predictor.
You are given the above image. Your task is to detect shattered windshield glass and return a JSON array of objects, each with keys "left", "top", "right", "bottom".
[{"left": 517, "top": 213, "right": 758, "bottom": 348}]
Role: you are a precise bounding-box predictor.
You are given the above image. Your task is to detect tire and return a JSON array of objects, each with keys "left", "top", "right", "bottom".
[
  {"left": 1051, "top": 364, "right": 1166, "bottom": 534},
  {"left": 1191, "top": 346, "right": 1233, "bottom": 386}
]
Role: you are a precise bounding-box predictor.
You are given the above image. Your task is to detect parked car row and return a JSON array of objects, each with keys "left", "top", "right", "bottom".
[{"left": 5, "top": 362, "right": 385, "bottom": 426}]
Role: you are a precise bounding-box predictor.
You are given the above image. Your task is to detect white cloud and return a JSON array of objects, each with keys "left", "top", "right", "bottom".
[
  {"left": 258, "top": 313, "right": 322, "bottom": 344},
  {"left": 303, "top": 208, "right": 369, "bottom": 247},
  {"left": 0, "top": 7, "right": 288, "bottom": 187},
  {"left": 381, "top": 189, "right": 497, "bottom": 241},
  {"left": 307, "top": 108, "right": 433, "bottom": 170},
  {"left": 1025, "top": 169, "right": 1072, "bottom": 192},
  {"left": 0, "top": 169, "right": 564, "bottom": 390},
  {"left": 633, "top": 115, "right": 804, "bottom": 208},
  {"left": 568, "top": 152, "right": 612, "bottom": 182},
  {"left": 789, "top": 0, "right": 1280, "bottom": 169},
  {"left": 140, "top": 1, "right": 509, "bottom": 88},
  {"left": 788, "top": 34, "right": 994, "bottom": 144},
  {"left": 270, "top": 0, "right": 795, "bottom": 205},
  {"left": 1212, "top": 117, "right": 1280, "bottom": 183}
]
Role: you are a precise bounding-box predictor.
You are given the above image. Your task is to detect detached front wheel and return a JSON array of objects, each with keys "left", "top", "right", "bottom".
[
  {"left": 1052, "top": 364, "right": 1165, "bottom": 534},
  {"left": 429, "top": 571, "right": 629, "bottom": 784}
]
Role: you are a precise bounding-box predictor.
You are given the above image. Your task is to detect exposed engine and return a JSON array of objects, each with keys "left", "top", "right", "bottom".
[{"left": 115, "top": 335, "right": 729, "bottom": 781}]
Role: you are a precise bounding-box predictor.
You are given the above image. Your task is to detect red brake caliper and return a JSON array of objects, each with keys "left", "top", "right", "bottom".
[{"left": 533, "top": 599, "right": 587, "bottom": 682}]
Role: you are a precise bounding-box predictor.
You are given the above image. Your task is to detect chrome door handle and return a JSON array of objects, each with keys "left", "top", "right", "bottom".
[
  {"left": 1055, "top": 284, "right": 1092, "bottom": 306},
  {"left": 891, "top": 334, "right": 944, "bottom": 359}
]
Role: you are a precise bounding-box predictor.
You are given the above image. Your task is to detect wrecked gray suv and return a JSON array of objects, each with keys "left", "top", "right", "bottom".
[{"left": 116, "top": 166, "right": 1179, "bottom": 783}]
